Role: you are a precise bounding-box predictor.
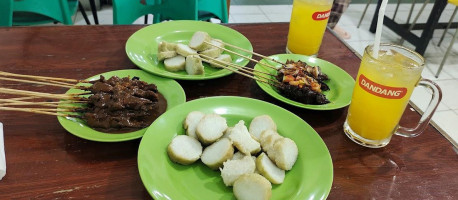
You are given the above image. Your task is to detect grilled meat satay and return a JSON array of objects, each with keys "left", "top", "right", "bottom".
[{"left": 276, "top": 60, "right": 330, "bottom": 105}]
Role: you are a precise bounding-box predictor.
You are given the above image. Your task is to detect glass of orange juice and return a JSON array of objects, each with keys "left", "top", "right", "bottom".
[
  {"left": 286, "top": 0, "right": 333, "bottom": 56},
  {"left": 344, "top": 44, "right": 442, "bottom": 148}
]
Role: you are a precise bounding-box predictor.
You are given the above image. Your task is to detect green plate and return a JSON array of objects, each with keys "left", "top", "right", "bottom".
[
  {"left": 125, "top": 20, "right": 253, "bottom": 80},
  {"left": 254, "top": 54, "right": 355, "bottom": 110},
  {"left": 57, "top": 69, "right": 186, "bottom": 142},
  {"left": 138, "top": 96, "right": 333, "bottom": 200}
]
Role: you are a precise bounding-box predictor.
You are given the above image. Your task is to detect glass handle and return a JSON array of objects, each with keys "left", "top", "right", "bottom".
[{"left": 396, "top": 79, "right": 442, "bottom": 137}]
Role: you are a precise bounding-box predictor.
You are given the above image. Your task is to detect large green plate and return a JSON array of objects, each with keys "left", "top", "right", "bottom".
[
  {"left": 254, "top": 54, "right": 355, "bottom": 110},
  {"left": 57, "top": 69, "right": 186, "bottom": 142},
  {"left": 125, "top": 20, "right": 253, "bottom": 80},
  {"left": 138, "top": 96, "right": 333, "bottom": 200}
]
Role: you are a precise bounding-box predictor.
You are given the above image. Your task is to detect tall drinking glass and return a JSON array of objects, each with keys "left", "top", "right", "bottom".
[
  {"left": 286, "top": 0, "right": 333, "bottom": 56},
  {"left": 344, "top": 44, "right": 442, "bottom": 148}
]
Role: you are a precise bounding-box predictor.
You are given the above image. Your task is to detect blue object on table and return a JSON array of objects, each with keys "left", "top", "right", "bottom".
[
  {"left": 113, "top": 0, "right": 228, "bottom": 25},
  {"left": 0, "top": 0, "right": 79, "bottom": 27}
]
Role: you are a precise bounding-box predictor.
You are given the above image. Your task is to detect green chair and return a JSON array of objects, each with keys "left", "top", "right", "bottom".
[
  {"left": 0, "top": 0, "right": 13, "bottom": 26},
  {"left": 113, "top": 0, "right": 228, "bottom": 25},
  {"left": 198, "top": 0, "right": 228, "bottom": 23},
  {"left": 0, "top": 0, "right": 79, "bottom": 27}
]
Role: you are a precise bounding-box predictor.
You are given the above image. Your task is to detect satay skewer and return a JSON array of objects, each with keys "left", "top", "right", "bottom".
[
  {"left": 201, "top": 57, "right": 280, "bottom": 88},
  {"left": 200, "top": 54, "right": 280, "bottom": 84},
  {"left": 0, "top": 98, "right": 84, "bottom": 104},
  {"left": 203, "top": 41, "right": 278, "bottom": 71},
  {"left": 0, "top": 106, "right": 80, "bottom": 117},
  {"left": 0, "top": 100, "right": 85, "bottom": 104},
  {"left": 0, "top": 88, "right": 87, "bottom": 100},
  {"left": 0, "top": 100, "right": 83, "bottom": 109},
  {"left": 0, "top": 76, "right": 75, "bottom": 88},
  {"left": 5, "top": 96, "right": 40, "bottom": 101},
  {"left": 15, "top": 107, "right": 83, "bottom": 112},
  {"left": 198, "top": 53, "right": 273, "bottom": 76},
  {"left": 205, "top": 40, "right": 286, "bottom": 66},
  {"left": 0, "top": 71, "right": 89, "bottom": 83},
  {"left": 40, "top": 79, "right": 75, "bottom": 87}
]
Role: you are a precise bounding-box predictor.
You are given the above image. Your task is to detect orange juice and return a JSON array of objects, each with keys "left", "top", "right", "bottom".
[
  {"left": 344, "top": 44, "right": 424, "bottom": 147},
  {"left": 286, "top": 0, "right": 333, "bottom": 56}
]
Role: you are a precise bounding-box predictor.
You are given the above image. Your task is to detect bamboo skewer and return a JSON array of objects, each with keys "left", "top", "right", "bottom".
[
  {"left": 0, "top": 88, "right": 87, "bottom": 100},
  {"left": 0, "top": 71, "right": 88, "bottom": 83},
  {"left": 204, "top": 41, "right": 278, "bottom": 71},
  {"left": 207, "top": 40, "right": 286, "bottom": 66},
  {"left": 0, "top": 100, "right": 85, "bottom": 104},
  {"left": 0, "top": 76, "right": 75, "bottom": 88},
  {"left": 0, "top": 107, "right": 79, "bottom": 117},
  {"left": 3, "top": 96, "right": 40, "bottom": 101},
  {"left": 199, "top": 54, "right": 273, "bottom": 77},
  {"left": 45, "top": 80, "right": 76, "bottom": 87},
  {"left": 0, "top": 101, "right": 83, "bottom": 108},
  {"left": 16, "top": 107, "right": 82, "bottom": 112},
  {"left": 200, "top": 54, "right": 280, "bottom": 84},
  {"left": 201, "top": 57, "right": 280, "bottom": 88}
]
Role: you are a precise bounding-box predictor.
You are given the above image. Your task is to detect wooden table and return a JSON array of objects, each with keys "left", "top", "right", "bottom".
[{"left": 0, "top": 23, "right": 456, "bottom": 199}]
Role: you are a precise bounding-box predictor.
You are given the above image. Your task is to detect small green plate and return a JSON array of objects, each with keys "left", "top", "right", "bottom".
[
  {"left": 125, "top": 20, "right": 253, "bottom": 80},
  {"left": 57, "top": 69, "right": 186, "bottom": 142},
  {"left": 138, "top": 96, "right": 333, "bottom": 200},
  {"left": 254, "top": 54, "right": 355, "bottom": 110}
]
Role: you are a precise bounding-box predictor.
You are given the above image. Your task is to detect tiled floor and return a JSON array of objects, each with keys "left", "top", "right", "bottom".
[{"left": 74, "top": 3, "right": 458, "bottom": 147}]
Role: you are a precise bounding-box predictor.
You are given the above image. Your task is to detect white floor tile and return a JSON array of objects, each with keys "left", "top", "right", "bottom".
[
  {"left": 229, "top": 15, "right": 237, "bottom": 23},
  {"left": 266, "top": 14, "right": 291, "bottom": 22},
  {"left": 410, "top": 86, "right": 450, "bottom": 112},
  {"left": 425, "top": 56, "right": 458, "bottom": 79},
  {"left": 229, "top": 5, "right": 263, "bottom": 15},
  {"left": 345, "top": 40, "right": 373, "bottom": 56},
  {"left": 231, "top": 14, "right": 270, "bottom": 23},
  {"left": 433, "top": 79, "right": 458, "bottom": 110},
  {"left": 431, "top": 110, "right": 458, "bottom": 146},
  {"left": 338, "top": 14, "right": 358, "bottom": 27},
  {"left": 73, "top": 12, "right": 86, "bottom": 25},
  {"left": 344, "top": 6, "right": 375, "bottom": 26},
  {"left": 344, "top": 26, "right": 377, "bottom": 42},
  {"left": 421, "top": 64, "right": 454, "bottom": 81},
  {"left": 98, "top": 13, "right": 114, "bottom": 24},
  {"left": 259, "top": 5, "right": 292, "bottom": 15}
]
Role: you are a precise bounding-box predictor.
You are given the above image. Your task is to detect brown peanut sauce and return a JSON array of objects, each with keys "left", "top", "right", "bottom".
[{"left": 92, "top": 93, "right": 167, "bottom": 134}]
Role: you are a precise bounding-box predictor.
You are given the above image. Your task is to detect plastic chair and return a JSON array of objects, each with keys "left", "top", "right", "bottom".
[
  {"left": 113, "top": 0, "right": 197, "bottom": 24},
  {"left": 113, "top": 0, "right": 228, "bottom": 25},
  {"left": 0, "top": 0, "right": 79, "bottom": 27},
  {"left": 0, "top": 0, "right": 13, "bottom": 26},
  {"left": 198, "top": 0, "right": 228, "bottom": 23}
]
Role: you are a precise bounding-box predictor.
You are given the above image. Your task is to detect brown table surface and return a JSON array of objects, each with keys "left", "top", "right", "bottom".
[{"left": 0, "top": 23, "right": 456, "bottom": 199}]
